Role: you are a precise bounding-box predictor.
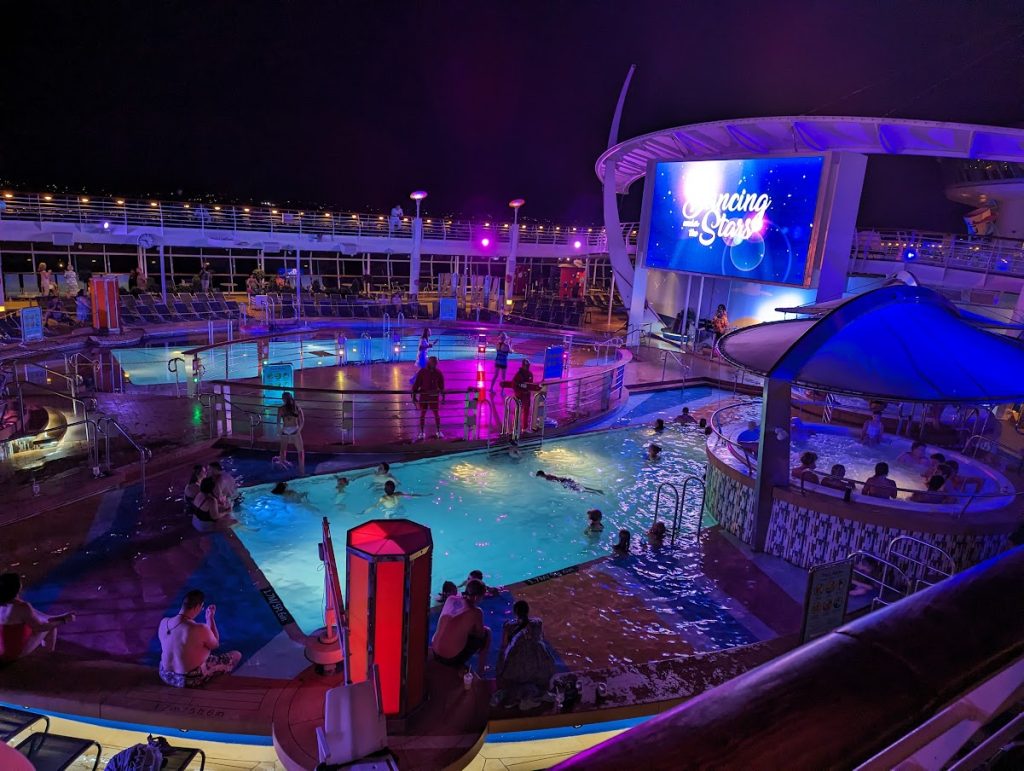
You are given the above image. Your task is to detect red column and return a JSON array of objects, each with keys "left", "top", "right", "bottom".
[{"left": 346, "top": 519, "right": 432, "bottom": 717}]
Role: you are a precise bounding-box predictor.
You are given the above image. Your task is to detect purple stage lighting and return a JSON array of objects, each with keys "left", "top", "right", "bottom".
[
  {"left": 102, "top": 221, "right": 110, "bottom": 230},
  {"left": 573, "top": 240, "right": 582, "bottom": 249},
  {"left": 481, "top": 237, "right": 490, "bottom": 247}
]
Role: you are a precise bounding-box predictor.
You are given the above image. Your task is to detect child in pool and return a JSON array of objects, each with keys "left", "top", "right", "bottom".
[
  {"left": 612, "top": 529, "right": 631, "bottom": 555},
  {"left": 584, "top": 509, "right": 604, "bottom": 534}
]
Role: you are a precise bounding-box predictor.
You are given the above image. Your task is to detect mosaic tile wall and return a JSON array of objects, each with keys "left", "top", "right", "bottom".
[
  {"left": 706, "top": 458, "right": 1009, "bottom": 572},
  {"left": 765, "top": 498, "right": 1010, "bottom": 571},
  {"left": 704, "top": 462, "right": 755, "bottom": 543}
]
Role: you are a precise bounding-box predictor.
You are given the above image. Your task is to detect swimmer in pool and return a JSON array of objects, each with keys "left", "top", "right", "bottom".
[
  {"left": 583, "top": 508, "right": 604, "bottom": 535},
  {"left": 674, "top": 407, "right": 697, "bottom": 425},
  {"left": 507, "top": 440, "right": 522, "bottom": 460},
  {"left": 653, "top": 418, "right": 665, "bottom": 433},
  {"left": 791, "top": 451, "right": 819, "bottom": 485},
  {"left": 535, "top": 470, "right": 603, "bottom": 495},
  {"left": 612, "top": 529, "right": 631, "bottom": 555},
  {"left": 647, "top": 521, "right": 667, "bottom": 548},
  {"left": 364, "top": 480, "right": 425, "bottom": 514},
  {"left": 457, "top": 569, "right": 500, "bottom": 597},
  {"left": 333, "top": 476, "right": 350, "bottom": 506},
  {"left": 861, "top": 413, "right": 884, "bottom": 445},
  {"left": 647, "top": 443, "right": 663, "bottom": 461},
  {"left": 270, "top": 481, "right": 309, "bottom": 503},
  {"left": 897, "top": 441, "right": 930, "bottom": 470},
  {"left": 348, "top": 462, "right": 398, "bottom": 488}
]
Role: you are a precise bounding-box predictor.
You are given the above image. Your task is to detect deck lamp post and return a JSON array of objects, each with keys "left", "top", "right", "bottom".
[
  {"left": 506, "top": 198, "right": 525, "bottom": 307},
  {"left": 409, "top": 191, "right": 427, "bottom": 299}
]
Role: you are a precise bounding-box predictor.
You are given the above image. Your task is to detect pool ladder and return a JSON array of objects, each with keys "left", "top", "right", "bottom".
[
  {"left": 651, "top": 475, "right": 706, "bottom": 546},
  {"left": 501, "top": 395, "right": 523, "bottom": 440}
]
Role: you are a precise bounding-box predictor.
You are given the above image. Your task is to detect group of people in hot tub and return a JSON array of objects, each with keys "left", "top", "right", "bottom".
[{"left": 789, "top": 439, "right": 980, "bottom": 504}]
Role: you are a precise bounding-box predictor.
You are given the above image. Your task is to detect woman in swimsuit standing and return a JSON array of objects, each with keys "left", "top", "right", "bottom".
[
  {"left": 417, "top": 328, "right": 434, "bottom": 369},
  {"left": 490, "top": 332, "right": 511, "bottom": 392},
  {"left": 277, "top": 391, "right": 306, "bottom": 475}
]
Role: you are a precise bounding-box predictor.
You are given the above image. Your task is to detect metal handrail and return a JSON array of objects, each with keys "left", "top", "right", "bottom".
[
  {"left": 652, "top": 481, "right": 680, "bottom": 535},
  {"left": 659, "top": 347, "right": 692, "bottom": 382},
  {"left": 18, "top": 360, "right": 79, "bottom": 401},
  {"left": 12, "top": 380, "right": 96, "bottom": 436},
  {"left": 502, "top": 395, "right": 522, "bottom": 440},
  {"left": 710, "top": 401, "right": 1020, "bottom": 515},
  {"left": 847, "top": 550, "right": 912, "bottom": 609},
  {"left": 167, "top": 356, "right": 186, "bottom": 397},
  {"left": 680, "top": 475, "right": 706, "bottom": 542},
  {"left": 852, "top": 228, "right": 1024, "bottom": 278},
  {"left": 885, "top": 535, "right": 956, "bottom": 592},
  {"left": 96, "top": 415, "right": 151, "bottom": 493},
  {"left": 0, "top": 190, "right": 608, "bottom": 248}
]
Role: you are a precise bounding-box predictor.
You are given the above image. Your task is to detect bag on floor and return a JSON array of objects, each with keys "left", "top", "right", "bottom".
[{"left": 106, "top": 735, "right": 169, "bottom": 771}]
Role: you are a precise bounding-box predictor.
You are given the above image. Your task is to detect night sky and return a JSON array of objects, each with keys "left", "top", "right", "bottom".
[{"left": 2, "top": 1, "right": 1022, "bottom": 229}]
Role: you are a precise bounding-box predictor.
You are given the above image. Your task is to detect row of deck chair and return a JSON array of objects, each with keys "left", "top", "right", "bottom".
[
  {"left": 267, "top": 294, "right": 432, "bottom": 320},
  {"left": 0, "top": 312, "right": 22, "bottom": 341},
  {"left": 121, "top": 292, "right": 240, "bottom": 325},
  {"left": 0, "top": 704, "right": 205, "bottom": 771}
]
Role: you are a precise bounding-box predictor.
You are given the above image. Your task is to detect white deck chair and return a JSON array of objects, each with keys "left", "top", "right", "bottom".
[{"left": 316, "top": 664, "right": 388, "bottom": 766}]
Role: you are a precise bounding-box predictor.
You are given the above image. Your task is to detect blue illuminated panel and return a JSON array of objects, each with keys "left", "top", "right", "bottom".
[{"left": 644, "top": 156, "right": 825, "bottom": 286}]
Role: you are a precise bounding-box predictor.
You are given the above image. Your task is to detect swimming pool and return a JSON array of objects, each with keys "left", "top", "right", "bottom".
[
  {"left": 235, "top": 423, "right": 709, "bottom": 633},
  {"left": 112, "top": 334, "right": 514, "bottom": 385}
]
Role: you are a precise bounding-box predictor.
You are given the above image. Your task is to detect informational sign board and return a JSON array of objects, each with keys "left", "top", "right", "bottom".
[
  {"left": 20, "top": 306, "right": 43, "bottom": 342},
  {"left": 438, "top": 297, "right": 458, "bottom": 321},
  {"left": 262, "top": 362, "right": 295, "bottom": 409},
  {"left": 642, "top": 156, "right": 826, "bottom": 286},
  {"left": 800, "top": 559, "right": 853, "bottom": 643},
  {"left": 543, "top": 346, "right": 565, "bottom": 380}
]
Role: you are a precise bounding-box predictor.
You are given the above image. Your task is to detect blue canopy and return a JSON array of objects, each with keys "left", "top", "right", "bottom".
[{"left": 720, "top": 284, "right": 1024, "bottom": 403}]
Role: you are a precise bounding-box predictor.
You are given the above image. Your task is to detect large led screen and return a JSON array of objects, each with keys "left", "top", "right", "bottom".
[{"left": 643, "top": 156, "right": 826, "bottom": 286}]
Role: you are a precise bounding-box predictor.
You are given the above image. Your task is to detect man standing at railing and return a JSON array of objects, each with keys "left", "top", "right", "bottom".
[
  {"left": 412, "top": 355, "right": 445, "bottom": 440},
  {"left": 511, "top": 358, "right": 540, "bottom": 431}
]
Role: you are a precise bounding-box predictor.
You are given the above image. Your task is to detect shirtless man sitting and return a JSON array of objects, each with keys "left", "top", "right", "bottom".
[
  {"left": 158, "top": 589, "right": 242, "bottom": 688},
  {"left": 862, "top": 462, "right": 898, "bottom": 500},
  {"left": 431, "top": 579, "right": 492, "bottom": 676}
]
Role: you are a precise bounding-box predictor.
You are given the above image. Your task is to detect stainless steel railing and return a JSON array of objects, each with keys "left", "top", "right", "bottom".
[
  {"left": 0, "top": 190, "right": 608, "bottom": 248},
  {"left": 852, "top": 228, "right": 1024, "bottom": 278},
  {"left": 710, "top": 400, "right": 1020, "bottom": 517}
]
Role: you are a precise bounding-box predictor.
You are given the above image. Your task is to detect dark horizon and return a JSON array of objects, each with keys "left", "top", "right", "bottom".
[{"left": 2, "top": 2, "right": 1022, "bottom": 230}]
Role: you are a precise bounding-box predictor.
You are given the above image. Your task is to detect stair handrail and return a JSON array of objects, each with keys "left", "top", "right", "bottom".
[
  {"left": 167, "top": 356, "right": 187, "bottom": 397},
  {"left": 847, "top": 549, "right": 912, "bottom": 609},
  {"left": 501, "top": 395, "right": 522, "bottom": 440},
  {"left": 678, "top": 475, "right": 706, "bottom": 543},
  {"left": 96, "top": 415, "right": 151, "bottom": 493},
  {"left": 885, "top": 535, "right": 956, "bottom": 592},
  {"left": 652, "top": 481, "right": 681, "bottom": 540}
]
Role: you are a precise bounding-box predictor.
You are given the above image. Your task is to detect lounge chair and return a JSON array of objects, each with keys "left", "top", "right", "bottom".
[
  {"left": 0, "top": 705, "right": 49, "bottom": 742},
  {"left": 14, "top": 732, "right": 101, "bottom": 771}
]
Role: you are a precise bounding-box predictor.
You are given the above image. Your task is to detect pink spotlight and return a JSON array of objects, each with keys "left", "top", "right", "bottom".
[
  {"left": 573, "top": 240, "right": 582, "bottom": 249},
  {"left": 481, "top": 237, "right": 490, "bottom": 247}
]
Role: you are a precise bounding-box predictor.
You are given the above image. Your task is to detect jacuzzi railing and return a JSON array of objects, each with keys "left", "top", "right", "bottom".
[
  {"left": 709, "top": 401, "right": 1019, "bottom": 517},
  {"left": 204, "top": 359, "right": 628, "bottom": 447}
]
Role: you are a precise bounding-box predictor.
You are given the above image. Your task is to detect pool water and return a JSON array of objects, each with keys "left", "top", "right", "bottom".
[
  {"left": 235, "top": 424, "right": 709, "bottom": 633},
  {"left": 113, "top": 334, "right": 505, "bottom": 385}
]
